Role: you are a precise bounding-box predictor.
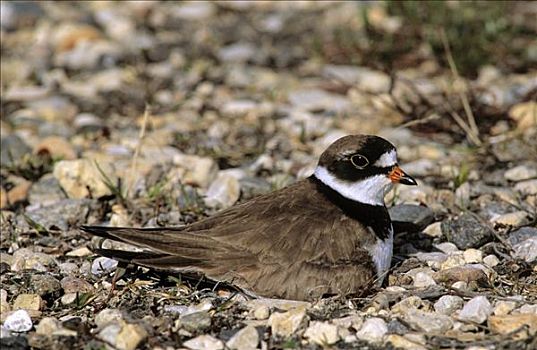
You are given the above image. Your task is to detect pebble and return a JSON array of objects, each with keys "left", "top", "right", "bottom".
[
  {"left": 91, "top": 257, "right": 118, "bottom": 276},
  {"left": 3, "top": 309, "right": 33, "bottom": 332},
  {"left": 483, "top": 254, "right": 500, "bottom": 267},
  {"left": 218, "top": 43, "right": 256, "bottom": 63},
  {"left": 512, "top": 237, "right": 537, "bottom": 263},
  {"left": 386, "top": 334, "right": 427, "bottom": 350},
  {"left": 509, "top": 101, "right": 537, "bottom": 130},
  {"left": 514, "top": 179, "right": 537, "bottom": 196},
  {"left": 322, "top": 65, "right": 390, "bottom": 93},
  {"left": 439, "top": 254, "right": 466, "bottom": 270},
  {"left": 504, "top": 165, "right": 537, "bottom": 182},
  {"left": 508, "top": 226, "right": 537, "bottom": 245},
  {"left": 493, "top": 301, "right": 518, "bottom": 316},
  {"left": 288, "top": 89, "right": 351, "bottom": 113},
  {"left": 252, "top": 305, "right": 270, "bottom": 320},
  {"left": 458, "top": 296, "right": 493, "bottom": 324},
  {"left": 173, "top": 153, "right": 218, "bottom": 188},
  {"left": 34, "top": 136, "right": 77, "bottom": 160},
  {"left": 433, "top": 266, "right": 488, "bottom": 285},
  {"left": 392, "top": 296, "right": 431, "bottom": 315},
  {"left": 434, "top": 242, "right": 459, "bottom": 254},
  {"left": 442, "top": 214, "right": 493, "bottom": 249},
  {"left": 53, "top": 159, "right": 117, "bottom": 199},
  {"left": 422, "top": 222, "right": 442, "bottom": 237},
  {"left": 27, "top": 174, "right": 67, "bottom": 205},
  {"left": 413, "top": 272, "right": 437, "bottom": 288},
  {"left": 95, "top": 308, "right": 124, "bottom": 327},
  {"left": 179, "top": 311, "right": 212, "bottom": 332},
  {"left": 268, "top": 306, "right": 307, "bottom": 338},
  {"left": 23, "top": 198, "right": 93, "bottom": 231},
  {"left": 304, "top": 321, "right": 340, "bottom": 345},
  {"left": 13, "top": 294, "right": 42, "bottom": 311},
  {"left": 61, "top": 276, "right": 95, "bottom": 294},
  {"left": 11, "top": 248, "right": 56, "bottom": 272},
  {"left": 488, "top": 314, "right": 537, "bottom": 337},
  {"left": 463, "top": 249, "right": 483, "bottom": 264},
  {"left": 226, "top": 325, "right": 259, "bottom": 350},
  {"left": 403, "top": 310, "right": 453, "bottom": 333},
  {"left": 183, "top": 335, "right": 223, "bottom": 350},
  {"left": 389, "top": 204, "right": 434, "bottom": 231},
  {"left": 35, "top": 317, "right": 61, "bottom": 335},
  {"left": 434, "top": 295, "right": 464, "bottom": 315},
  {"left": 205, "top": 174, "right": 240, "bottom": 208},
  {"left": 98, "top": 321, "right": 148, "bottom": 350},
  {"left": 356, "top": 317, "right": 387, "bottom": 343},
  {"left": 491, "top": 211, "right": 529, "bottom": 227},
  {"left": 0, "top": 134, "right": 32, "bottom": 166},
  {"left": 30, "top": 274, "right": 62, "bottom": 296}
]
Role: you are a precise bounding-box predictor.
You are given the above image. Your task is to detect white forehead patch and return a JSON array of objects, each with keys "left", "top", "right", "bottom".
[{"left": 374, "top": 149, "right": 397, "bottom": 168}]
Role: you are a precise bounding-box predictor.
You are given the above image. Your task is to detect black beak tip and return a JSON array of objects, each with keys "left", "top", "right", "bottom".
[{"left": 400, "top": 175, "right": 418, "bottom": 186}]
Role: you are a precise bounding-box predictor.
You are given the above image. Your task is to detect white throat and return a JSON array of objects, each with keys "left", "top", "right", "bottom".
[{"left": 314, "top": 166, "right": 393, "bottom": 206}]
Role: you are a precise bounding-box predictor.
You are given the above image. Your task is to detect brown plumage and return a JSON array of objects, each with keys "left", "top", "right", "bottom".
[{"left": 82, "top": 135, "right": 416, "bottom": 301}]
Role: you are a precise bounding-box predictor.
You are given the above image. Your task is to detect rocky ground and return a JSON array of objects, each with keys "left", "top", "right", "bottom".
[{"left": 1, "top": 2, "right": 536, "bottom": 350}]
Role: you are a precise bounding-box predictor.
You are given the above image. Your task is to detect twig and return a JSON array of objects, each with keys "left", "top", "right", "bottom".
[
  {"left": 439, "top": 28, "right": 482, "bottom": 146},
  {"left": 126, "top": 104, "right": 151, "bottom": 199}
]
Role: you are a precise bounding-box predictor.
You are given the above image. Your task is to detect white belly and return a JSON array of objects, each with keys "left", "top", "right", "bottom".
[{"left": 367, "top": 226, "right": 394, "bottom": 284}]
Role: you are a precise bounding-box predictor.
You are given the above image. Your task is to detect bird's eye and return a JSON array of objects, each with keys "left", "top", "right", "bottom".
[{"left": 350, "top": 154, "right": 369, "bottom": 169}]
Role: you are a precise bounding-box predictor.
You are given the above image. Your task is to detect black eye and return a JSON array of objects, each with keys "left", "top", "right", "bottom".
[{"left": 350, "top": 154, "right": 369, "bottom": 169}]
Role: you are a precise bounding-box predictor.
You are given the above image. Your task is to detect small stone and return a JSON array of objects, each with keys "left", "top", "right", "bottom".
[
  {"left": 392, "top": 296, "right": 430, "bottom": 315},
  {"left": 268, "top": 306, "right": 307, "bottom": 337},
  {"left": 34, "top": 136, "right": 77, "bottom": 160},
  {"left": 434, "top": 296, "right": 464, "bottom": 315},
  {"left": 172, "top": 2, "right": 215, "bottom": 20},
  {"left": 513, "top": 237, "right": 537, "bottom": 263},
  {"left": 488, "top": 314, "right": 537, "bottom": 338},
  {"left": 66, "top": 247, "right": 92, "bottom": 257},
  {"left": 304, "top": 321, "right": 340, "bottom": 345},
  {"left": 3, "top": 309, "right": 33, "bottom": 332},
  {"left": 183, "top": 335, "right": 223, "bottom": 350},
  {"left": 205, "top": 174, "right": 240, "bottom": 209},
  {"left": 332, "top": 314, "right": 363, "bottom": 331},
  {"left": 253, "top": 305, "right": 270, "bottom": 320},
  {"left": 442, "top": 214, "right": 493, "bottom": 249},
  {"left": 509, "top": 101, "right": 537, "bottom": 130},
  {"left": 179, "top": 311, "right": 212, "bottom": 332},
  {"left": 463, "top": 249, "right": 483, "bottom": 264},
  {"left": 59, "top": 262, "right": 79, "bottom": 275},
  {"left": 53, "top": 159, "right": 117, "bottom": 199},
  {"left": 491, "top": 211, "right": 529, "bottom": 227},
  {"left": 30, "top": 274, "right": 62, "bottom": 296},
  {"left": 403, "top": 310, "right": 453, "bottom": 333},
  {"left": 226, "top": 325, "right": 259, "bottom": 350},
  {"left": 91, "top": 257, "right": 118, "bottom": 276},
  {"left": 386, "top": 334, "right": 427, "bottom": 350},
  {"left": 218, "top": 42, "right": 256, "bottom": 63},
  {"left": 95, "top": 309, "right": 124, "bottom": 327},
  {"left": 413, "top": 272, "right": 437, "bottom": 288},
  {"left": 11, "top": 248, "right": 56, "bottom": 272},
  {"left": 514, "top": 179, "right": 537, "bottom": 196},
  {"left": 23, "top": 198, "right": 93, "bottom": 231},
  {"left": 0, "top": 134, "right": 31, "bottom": 166},
  {"left": 423, "top": 222, "right": 442, "bottom": 237},
  {"left": 115, "top": 323, "right": 148, "bottom": 350},
  {"left": 356, "top": 317, "right": 387, "bottom": 343},
  {"left": 13, "top": 294, "right": 42, "bottom": 311},
  {"left": 517, "top": 304, "right": 537, "bottom": 314},
  {"left": 173, "top": 154, "right": 218, "bottom": 188},
  {"left": 494, "top": 301, "right": 517, "bottom": 316},
  {"left": 458, "top": 296, "right": 493, "bottom": 324},
  {"left": 36, "top": 317, "right": 61, "bottom": 335},
  {"left": 61, "top": 276, "right": 95, "bottom": 294},
  {"left": 451, "top": 281, "right": 468, "bottom": 290},
  {"left": 389, "top": 204, "right": 434, "bottom": 231},
  {"left": 505, "top": 165, "right": 537, "bottom": 182},
  {"left": 483, "top": 254, "right": 500, "bottom": 267},
  {"left": 434, "top": 242, "right": 459, "bottom": 254},
  {"left": 508, "top": 227, "right": 537, "bottom": 246},
  {"left": 221, "top": 99, "right": 258, "bottom": 117},
  {"left": 288, "top": 89, "right": 351, "bottom": 113},
  {"left": 433, "top": 266, "right": 488, "bottom": 285},
  {"left": 61, "top": 293, "right": 78, "bottom": 306},
  {"left": 439, "top": 254, "right": 466, "bottom": 270}
]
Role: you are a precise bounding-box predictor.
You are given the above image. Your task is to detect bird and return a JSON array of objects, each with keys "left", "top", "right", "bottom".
[{"left": 81, "top": 134, "right": 417, "bottom": 301}]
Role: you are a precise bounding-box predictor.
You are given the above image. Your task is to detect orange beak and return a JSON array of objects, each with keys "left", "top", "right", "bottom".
[{"left": 389, "top": 166, "right": 417, "bottom": 185}]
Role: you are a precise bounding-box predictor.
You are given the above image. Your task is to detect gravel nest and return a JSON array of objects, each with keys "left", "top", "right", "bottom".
[{"left": 1, "top": 2, "right": 536, "bottom": 350}]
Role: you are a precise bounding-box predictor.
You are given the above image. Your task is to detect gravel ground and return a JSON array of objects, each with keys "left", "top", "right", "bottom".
[{"left": 1, "top": 2, "right": 536, "bottom": 350}]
